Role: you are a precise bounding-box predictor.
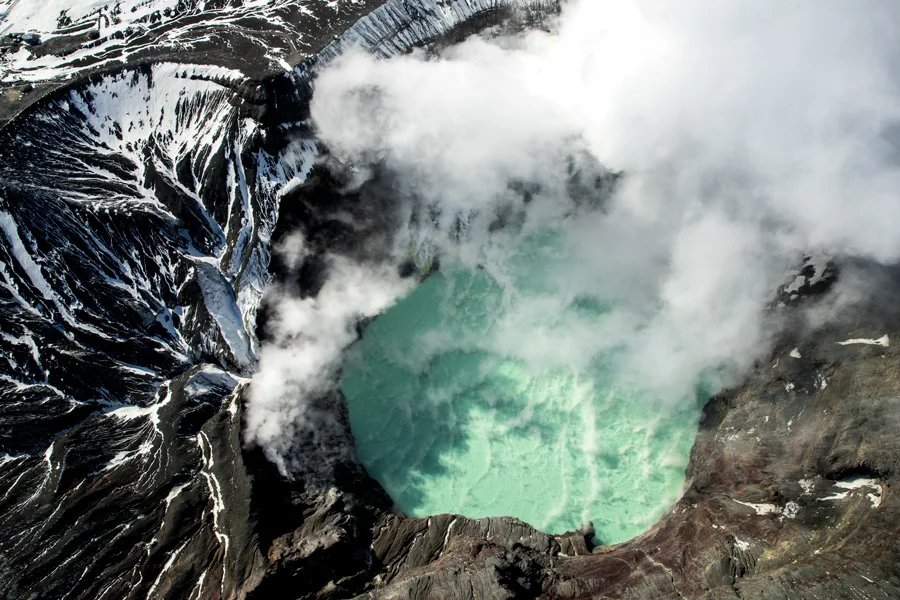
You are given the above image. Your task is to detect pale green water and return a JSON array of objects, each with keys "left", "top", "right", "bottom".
[{"left": 340, "top": 229, "right": 701, "bottom": 544}]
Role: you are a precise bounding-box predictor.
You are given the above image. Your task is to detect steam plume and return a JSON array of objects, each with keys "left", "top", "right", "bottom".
[{"left": 248, "top": 0, "right": 900, "bottom": 476}]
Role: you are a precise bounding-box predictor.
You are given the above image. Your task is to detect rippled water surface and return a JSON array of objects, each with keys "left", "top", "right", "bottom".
[{"left": 340, "top": 229, "right": 701, "bottom": 543}]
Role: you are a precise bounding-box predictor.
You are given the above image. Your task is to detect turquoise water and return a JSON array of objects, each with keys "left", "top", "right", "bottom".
[{"left": 340, "top": 229, "right": 701, "bottom": 544}]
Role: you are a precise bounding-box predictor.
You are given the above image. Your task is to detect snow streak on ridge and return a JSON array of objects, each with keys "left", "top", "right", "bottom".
[{"left": 0, "top": 62, "right": 314, "bottom": 599}]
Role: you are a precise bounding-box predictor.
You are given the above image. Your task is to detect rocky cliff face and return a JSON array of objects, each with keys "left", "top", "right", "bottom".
[
  {"left": 0, "top": 60, "right": 313, "bottom": 599},
  {"left": 1, "top": 1, "right": 898, "bottom": 599}
]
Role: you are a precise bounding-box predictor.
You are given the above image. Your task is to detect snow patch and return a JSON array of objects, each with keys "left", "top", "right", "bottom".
[
  {"left": 105, "top": 383, "right": 173, "bottom": 436},
  {"left": 184, "top": 366, "right": 239, "bottom": 398},
  {"left": 818, "top": 478, "right": 882, "bottom": 508},
  {"left": 836, "top": 335, "right": 889, "bottom": 347},
  {"left": 194, "top": 263, "right": 254, "bottom": 370},
  {"left": 164, "top": 482, "right": 190, "bottom": 510},
  {"left": 733, "top": 499, "right": 781, "bottom": 516},
  {"left": 197, "top": 431, "right": 230, "bottom": 559},
  {"left": 781, "top": 501, "right": 800, "bottom": 520}
]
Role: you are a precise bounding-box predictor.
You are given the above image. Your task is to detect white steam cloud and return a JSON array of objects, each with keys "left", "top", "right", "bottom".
[
  {"left": 246, "top": 236, "right": 412, "bottom": 474},
  {"left": 248, "top": 0, "right": 900, "bottom": 475}
]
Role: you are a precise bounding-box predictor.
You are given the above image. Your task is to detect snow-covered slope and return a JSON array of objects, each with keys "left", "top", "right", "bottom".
[
  {"left": 0, "top": 0, "right": 387, "bottom": 128},
  {"left": 2, "top": 0, "right": 180, "bottom": 34},
  {"left": 0, "top": 1, "right": 559, "bottom": 598},
  {"left": 0, "top": 62, "right": 317, "bottom": 599},
  {"left": 316, "top": 0, "right": 558, "bottom": 61}
]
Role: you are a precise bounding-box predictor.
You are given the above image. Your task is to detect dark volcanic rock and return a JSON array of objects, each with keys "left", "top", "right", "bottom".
[{"left": 0, "top": 2, "right": 562, "bottom": 599}]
